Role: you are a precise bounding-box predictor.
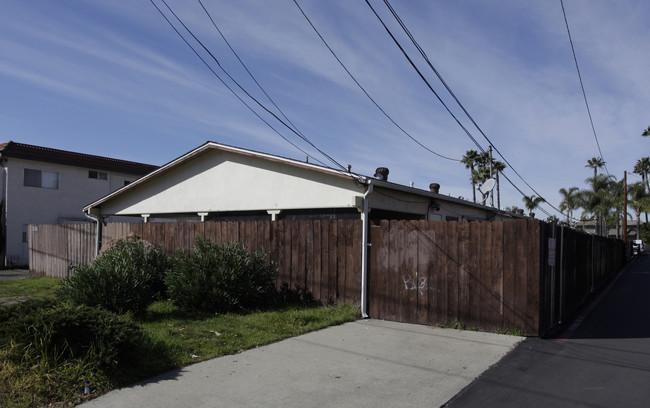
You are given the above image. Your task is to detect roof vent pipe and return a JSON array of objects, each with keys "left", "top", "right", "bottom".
[
  {"left": 429, "top": 183, "right": 440, "bottom": 194},
  {"left": 374, "top": 167, "right": 389, "bottom": 181}
]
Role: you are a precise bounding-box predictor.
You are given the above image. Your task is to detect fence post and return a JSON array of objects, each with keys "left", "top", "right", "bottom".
[
  {"left": 550, "top": 225, "right": 556, "bottom": 327},
  {"left": 559, "top": 225, "right": 565, "bottom": 324}
]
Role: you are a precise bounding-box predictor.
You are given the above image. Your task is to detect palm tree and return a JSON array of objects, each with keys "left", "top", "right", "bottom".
[
  {"left": 609, "top": 180, "right": 625, "bottom": 238},
  {"left": 492, "top": 160, "right": 506, "bottom": 209},
  {"left": 642, "top": 126, "right": 650, "bottom": 138},
  {"left": 558, "top": 187, "right": 580, "bottom": 224},
  {"left": 546, "top": 215, "right": 560, "bottom": 224},
  {"left": 633, "top": 157, "right": 650, "bottom": 194},
  {"left": 628, "top": 182, "right": 650, "bottom": 241},
  {"left": 585, "top": 157, "right": 605, "bottom": 179},
  {"left": 522, "top": 195, "right": 545, "bottom": 218},
  {"left": 580, "top": 174, "right": 616, "bottom": 236},
  {"left": 461, "top": 150, "right": 479, "bottom": 203},
  {"left": 633, "top": 157, "right": 650, "bottom": 222},
  {"left": 505, "top": 205, "right": 520, "bottom": 213}
]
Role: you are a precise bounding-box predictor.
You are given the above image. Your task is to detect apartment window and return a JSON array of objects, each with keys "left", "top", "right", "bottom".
[
  {"left": 24, "top": 169, "right": 59, "bottom": 189},
  {"left": 88, "top": 170, "right": 108, "bottom": 180}
]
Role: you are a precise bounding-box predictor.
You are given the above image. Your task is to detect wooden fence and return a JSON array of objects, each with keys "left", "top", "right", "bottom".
[
  {"left": 368, "top": 219, "right": 542, "bottom": 334},
  {"left": 30, "top": 220, "right": 362, "bottom": 304},
  {"left": 29, "top": 224, "right": 97, "bottom": 279},
  {"left": 29, "top": 219, "right": 626, "bottom": 335},
  {"left": 538, "top": 222, "right": 627, "bottom": 334}
]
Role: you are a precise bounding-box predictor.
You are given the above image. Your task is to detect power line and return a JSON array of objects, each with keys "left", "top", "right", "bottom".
[
  {"left": 560, "top": 0, "right": 609, "bottom": 176},
  {"left": 162, "top": 0, "right": 345, "bottom": 170},
  {"left": 371, "top": 0, "right": 569, "bottom": 218},
  {"left": 292, "top": 0, "right": 460, "bottom": 162},
  {"left": 362, "top": 0, "right": 486, "bottom": 156},
  {"left": 154, "top": 0, "right": 346, "bottom": 170},
  {"left": 148, "top": 0, "right": 322, "bottom": 166},
  {"left": 197, "top": 0, "right": 306, "bottom": 139}
]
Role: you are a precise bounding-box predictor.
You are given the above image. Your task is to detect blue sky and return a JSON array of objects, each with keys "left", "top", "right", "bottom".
[{"left": 2, "top": 0, "right": 649, "bottom": 219}]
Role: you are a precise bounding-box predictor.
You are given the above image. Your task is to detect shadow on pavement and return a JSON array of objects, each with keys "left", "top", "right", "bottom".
[{"left": 566, "top": 252, "right": 650, "bottom": 340}]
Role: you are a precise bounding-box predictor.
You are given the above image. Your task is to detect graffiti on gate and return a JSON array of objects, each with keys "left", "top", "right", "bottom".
[{"left": 401, "top": 274, "right": 437, "bottom": 298}]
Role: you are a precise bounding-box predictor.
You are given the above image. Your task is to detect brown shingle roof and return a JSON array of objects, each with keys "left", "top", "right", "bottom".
[{"left": 0, "top": 141, "right": 158, "bottom": 175}]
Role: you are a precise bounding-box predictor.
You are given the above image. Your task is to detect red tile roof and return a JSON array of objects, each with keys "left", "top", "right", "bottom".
[{"left": 0, "top": 141, "right": 158, "bottom": 175}]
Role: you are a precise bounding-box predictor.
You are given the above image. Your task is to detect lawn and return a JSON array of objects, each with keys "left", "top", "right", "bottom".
[
  {"left": 0, "top": 277, "right": 60, "bottom": 306},
  {"left": 141, "top": 300, "right": 359, "bottom": 367},
  {"left": 0, "top": 278, "right": 359, "bottom": 407}
]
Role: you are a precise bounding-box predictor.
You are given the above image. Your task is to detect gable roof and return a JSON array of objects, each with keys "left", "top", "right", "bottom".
[
  {"left": 83, "top": 140, "right": 520, "bottom": 223},
  {"left": 84, "top": 141, "right": 365, "bottom": 213},
  {"left": 0, "top": 141, "right": 158, "bottom": 175}
]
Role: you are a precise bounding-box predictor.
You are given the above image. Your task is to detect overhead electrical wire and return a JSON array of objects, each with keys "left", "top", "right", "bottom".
[
  {"left": 293, "top": 0, "right": 460, "bottom": 162},
  {"left": 369, "top": 0, "right": 568, "bottom": 218},
  {"left": 160, "top": 0, "right": 345, "bottom": 170},
  {"left": 361, "top": 0, "right": 487, "bottom": 156},
  {"left": 560, "top": 0, "right": 609, "bottom": 176},
  {"left": 197, "top": 0, "right": 307, "bottom": 141},
  {"left": 148, "top": 0, "right": 322, "bottom": 166},
  {"left": 152, "top": 0, "right": 346, "bottom": 170}
]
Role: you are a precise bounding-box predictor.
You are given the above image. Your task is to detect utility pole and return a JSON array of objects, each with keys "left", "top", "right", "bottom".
[{"left": 623, "top": 171, "right": 628, "bottom": 243}]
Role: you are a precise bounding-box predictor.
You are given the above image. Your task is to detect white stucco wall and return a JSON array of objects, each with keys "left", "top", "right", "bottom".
[
  {"left": 98, "top": 149, "right": 367, "bottom": 217},
  {"left": 2, "top": 157, "right": 141, "bottom": 265}
]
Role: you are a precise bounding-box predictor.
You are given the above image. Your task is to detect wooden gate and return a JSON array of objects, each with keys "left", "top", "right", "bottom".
[{"left": 367, "top": 219, "right": 541, "bottom": 335}]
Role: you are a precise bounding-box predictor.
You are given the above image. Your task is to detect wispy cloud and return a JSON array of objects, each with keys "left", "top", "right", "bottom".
[{"left": 1, "top": 0, "right": 649, "bottom": 215}]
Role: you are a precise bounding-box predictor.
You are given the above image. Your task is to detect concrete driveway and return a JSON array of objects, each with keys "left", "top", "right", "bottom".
[
  {"left": 0, "top": 269, "right": 29, "bottom": 280},
  {"left": 80, "top": 319, "right": 522, "bottom": 408}
]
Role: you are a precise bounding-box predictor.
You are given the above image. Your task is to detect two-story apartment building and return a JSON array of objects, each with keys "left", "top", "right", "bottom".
[{"left": 0, "top": 141, "right": 158, "bottom": 266}]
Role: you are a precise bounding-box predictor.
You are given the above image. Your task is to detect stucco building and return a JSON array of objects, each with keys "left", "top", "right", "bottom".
[
  {"left": 84, "top": 141, "right": 520, "bottom": 224},
  {"left": 0, "top": 141, "right": 158, "bottom": 266}
]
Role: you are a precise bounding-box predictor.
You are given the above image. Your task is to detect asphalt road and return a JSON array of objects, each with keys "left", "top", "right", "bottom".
[{"left": 444, "top": 251, "right": 650, "bottom": 408}]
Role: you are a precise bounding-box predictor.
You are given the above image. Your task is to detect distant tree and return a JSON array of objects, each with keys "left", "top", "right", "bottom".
[
  {"left": 492, "top": 160, "right": 506, "bottom": 209},
  {"left": 522, "top": 195, "right": 546, "bottom": 218},
  {"left": 642, "top": 126, "right": 650, "bottom": 138},
  {"left": 461, "top": 150, "right": 480, "bottom": 203},
  {"left": 628, "top": 182, "right": 650, "bottom": 241},
  {"left": 546, "top": 215, "right": 560, "bottom": 224},
  {"left": 585, "top": 157, "right": 606, "bottom": 179},
  {"left": 634, "top": 157, "right": 650, "bottom": 194},
  {"left": 505, "top": 205, "right": 520, "bottom": 214},
  {"left": 609, "top": 180, "right": 625, "bottom": 238},
  {"left": 579, "top": 174, "right": 617, "bottom": 236},
  {"left": 559, "top": 187, "right": 580, "bottom": 224}
]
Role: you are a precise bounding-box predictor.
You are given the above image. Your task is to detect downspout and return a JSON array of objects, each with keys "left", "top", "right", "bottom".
[
  {"left": 84, "top": 210, "right": 103, "bottom": 257},
  {"left": 360, "top": 182, "right": 374, "bottom": 318}
]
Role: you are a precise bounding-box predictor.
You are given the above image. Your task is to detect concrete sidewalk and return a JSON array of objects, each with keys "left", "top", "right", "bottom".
[
  {"left": 0, "top": 269, "right": 29, "bottom": 280},
  {"left": 80, "top": 319, "right": 522, "bottom": 408}
]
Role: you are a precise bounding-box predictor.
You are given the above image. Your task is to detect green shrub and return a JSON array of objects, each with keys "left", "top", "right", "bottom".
[
  {"left": 0, "top": 300, "right": 171, "bottom": 382},
  {"left": 277, "top": 282, "right": 319, "bottom": 307},
  {"left": 166, "top": 237, "right": 278, "bottom": 313},
  {"left": 57, "top": 236, "right": 169, "bottom": 315}
]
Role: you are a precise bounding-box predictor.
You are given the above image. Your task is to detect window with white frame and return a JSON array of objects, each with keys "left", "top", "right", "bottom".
[{"left": 24, "top": 169, "right": 59, "bottom": 189}]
